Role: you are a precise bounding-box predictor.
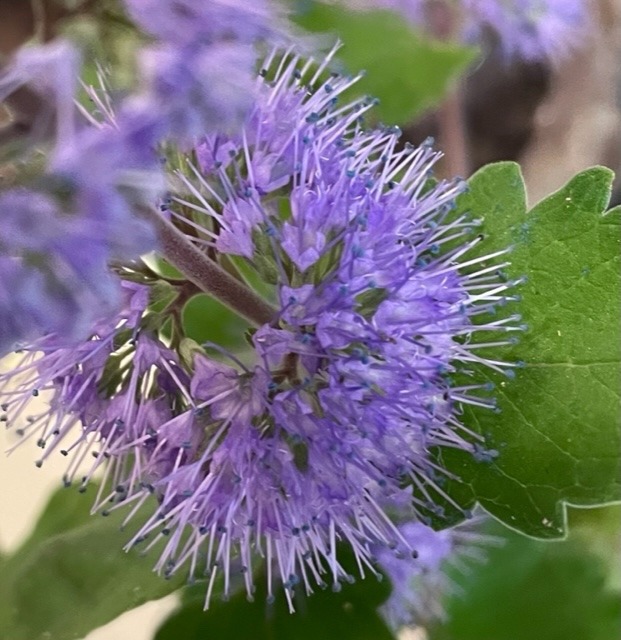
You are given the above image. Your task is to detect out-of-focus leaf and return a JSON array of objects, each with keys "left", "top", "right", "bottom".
[
  {"left": 429, "top": 508, "right": 621, "bottom": 640},
  {"left": 294, "top": 1, "right": 477, "bottom": 124},
  {"left": 0, "top": 486, "right": 186, "bottom": 640},
  {"left": 156, "top": 548, "right": 395, "bottom": 640}
]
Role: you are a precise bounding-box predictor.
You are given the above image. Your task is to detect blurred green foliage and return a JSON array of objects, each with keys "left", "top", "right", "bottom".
[
  {"left": 430, "top": 506, "right": 621, "bottom": 640},
  {"left": 0, "top": 486, "right": 186, "bottom": 640},
  {"left": 293, "top": 1, "right": 477, "bottom": 125},
  {"left": 155, "top": 546, "right": 394, "bottom": 640}
]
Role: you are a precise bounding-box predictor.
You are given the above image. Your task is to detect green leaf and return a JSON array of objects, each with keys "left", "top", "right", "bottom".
[
  {"left": 294, "top": 2, "right": 477, "bottom": 124},
  {"left": 183, "top": 294, "right": 250, "bottom": 351},
  {"left": 0, "top": 487, "right": 186, "bottom": 640},
  {"left": 424, "top": 163, "right": 621, "bottom": 538},
  {"left": 156, "top": 549, "right": 395, "bottom": 640},
  {"left": 428, "top": 508, "right": 621, "bottom": 640}
]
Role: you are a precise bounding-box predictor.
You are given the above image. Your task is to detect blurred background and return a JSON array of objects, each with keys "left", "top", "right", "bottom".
[{"left": 1, "top": 1, "right": 620, "bottom": 638}]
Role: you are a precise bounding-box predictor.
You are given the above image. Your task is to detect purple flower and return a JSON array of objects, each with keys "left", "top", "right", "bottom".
[
  {"left": 0, "top": 126, "right": 161, "bottom": 352},
  {"left": 0, "top": 257, "right": 74, "bottom": 354},
  {"left": 0, "top": 42, "right": 162, "bottom": 353},
  {"left": 50, "top": 111, "right": 164, "bottom": 246},
  {"left": 0, "top": 188, "right": 142, "bottom": 353},
  {"left": 0, "top": 283, "right": 190, "bottom": 498},
  {"left": 1, "top": 50, "right": 522, "bottom": 609},
  {"left": 139, "top": 52, "right": 521, "bottom": 607}
]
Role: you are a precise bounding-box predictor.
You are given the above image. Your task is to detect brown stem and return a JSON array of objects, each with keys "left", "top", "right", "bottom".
[
  {"left": 437, "top": 82, "right": 469, "bottom": 177},
  {"left": 173, "top": 279, "right": 201, "bottom": 309},
  {"left": 426, "top": 0, "right": 470, "bottom": 178},
  {"left": 142, "top": 206, "right": 276, "bottom": 327}
]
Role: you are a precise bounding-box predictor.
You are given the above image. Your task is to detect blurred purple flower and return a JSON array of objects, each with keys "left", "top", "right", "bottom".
[
  {"left": 341, "top": 0, "right": 589, "bottom": 62},
  {"left": 0, "top": 257, "right": 75, "bottom": 354},
  {"left": 1, "top": 3, "right": 292, "bottom": 352},
  {"left": 50, "top": 111, "right": 164, "bottom": 247},
  {"left": 0, "top": 185, "right": 153, "bottom": 354},
  {"left": 123, "top": 0, "right": 280, "bottom": 44},
  {"left": 124, "top": 0, "right": 289, "bottom": 146},
  {"left": 0, "top": 42, "right": 165, "bottom": 353},
  {"left": 376, "top": 516, "right": 494, "bottom": 629},
  {"left": 134, "top": 42, "right": 257, "bottom": 144},
  {"left": 377, "top": 521, "right": 454, "bottom": 628},
  {"left": 463, "top": 0, "right": 588, "bottom": 62}
]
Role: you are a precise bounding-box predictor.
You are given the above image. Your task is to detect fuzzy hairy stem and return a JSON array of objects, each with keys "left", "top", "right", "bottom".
[{"left": 143, "top": 206, "right": 276, "bottom": 327}]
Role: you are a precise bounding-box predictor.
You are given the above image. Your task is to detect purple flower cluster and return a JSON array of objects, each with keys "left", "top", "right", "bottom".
[
  {"left": 1, "top": 50, "right": 522, "bottom": 609},
  {"left": 0, "top": 40, "right": 78, "bottom": 142},
  {"left": 343, "top": 0, "right": 588, "bottom": 62}
]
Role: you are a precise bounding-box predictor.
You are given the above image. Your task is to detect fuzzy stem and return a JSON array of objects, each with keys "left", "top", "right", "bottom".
[{"left": 143, "top": 206, "right": 276, "bottom": 327}]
